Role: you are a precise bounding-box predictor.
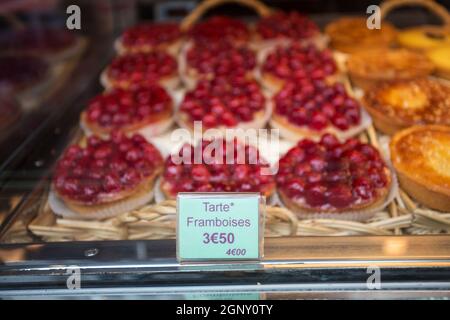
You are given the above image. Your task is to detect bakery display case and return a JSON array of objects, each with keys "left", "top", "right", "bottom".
[{"left": 0, "top": 0, "right": 450, "bottom": 300}]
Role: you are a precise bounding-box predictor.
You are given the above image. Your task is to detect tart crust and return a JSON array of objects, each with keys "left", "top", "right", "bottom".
[
  {"left": 347, "top": 49, "right": 434, "bottom": 90},
  {"left": 100, "top": 68, "right": 179, "bottom": 91},
  {"left": 115, "top": 37, "right": 183, "bottom": 56},
  {"left": 390, "top": 125, "right": 450, "bottom": 211},
  {"left": 362, "top": 78, "right": 450, "bottom": 135}
]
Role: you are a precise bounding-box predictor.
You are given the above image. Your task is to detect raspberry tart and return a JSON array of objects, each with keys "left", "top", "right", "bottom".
[
  {"left": 101, "top": 51, "right": 179, "bottom": 91},
  {"left": 180, "top": 41, "right": 257, "bottom": 89},
  {"left": 80, "top": 84, "right": 174, "bottom": 138},
  {"left": 115, "top": 22, "right": 183, "bottom": 56},
  {"left": 271, "top": 80, "right": 368, "bottom": 141},
  {"left": 254, "top": 11, "right": 322, "bottom": 46},
  {"left": 188, "top": 16, "right": 250, "bottom": 45},
  {"left": 50, "top": 131, "right": 164, "bottom": 220},
  {"left": 177, "top": 77, "right": 269, "bottom": 133},
  {"left": 260, "top": 43, "right": 338, "bottom": 93},
  {"left": 363, "top": 78, "right": 450, "bottom": 135},
  {"left": 160, "top": 138, "right": 275, "bottom": 199},
  {"left": 325, "top": 17, "right": 397, "bottom": 54},
  {"left": 0, "top": 55, "right": 49, "bottom": 94},
  {"left": 390, "top": 125, "right": 450, "bottom": 212},
  {"left": 277, "top": 134, "right": 392, "bottom": 220},
  {"left": 347, "top": 49, "right": 434, "bottom": 90}
]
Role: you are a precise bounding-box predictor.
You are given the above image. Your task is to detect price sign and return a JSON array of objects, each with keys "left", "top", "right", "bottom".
[{"left": 177, "top": 193, "right": 264, "bottom": 262}]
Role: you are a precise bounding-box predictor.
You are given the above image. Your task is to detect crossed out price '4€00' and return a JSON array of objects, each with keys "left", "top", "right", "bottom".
[{"left": 177, "top": 193, "right": 264, "bottom": 261}]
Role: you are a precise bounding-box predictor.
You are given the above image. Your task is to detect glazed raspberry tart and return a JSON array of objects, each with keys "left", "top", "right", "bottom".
[
  {"left": 177, "top": 77, "right": 270, "bottom": 133},
  {"left": 254, "top": 11, "right": 322, "bottom": 46},
  {"left": 390, "top": 125, "right": 450, "bottom": 212},
  {"left": 271, "top": 80, "right": 369, "bottom": 141},
  {"left": 80, "top": 85, "right": 174, "bottom": 138},
  {"left": 179, "top": 41, "right": 257, "bottom": 89},
  {"left": 277, "top": 134, "right": 393, "bottom": 220},
  {"left": 160, "top": 138, "right": 275, "bottom": 199},
  {"left": 347, "top": 49, "right": 434, "bottom": 90},
  {"left": 260, "top": 43, "right": 338, "bottom": 93},
  {"left": 115, "top": 22, "right": 183, "bottom": 56},
  {"left": 101, "top": 51, "right": 179, "bottom": 91},
  {"left": 325, "top": 17, "right": 397, "bottom": 54},
  {"left": 50, "top": 132, "right": 163, "bottom": 220},
  {"left": 0, "top": 55, "right": 49, "bottom": 94},
  {"left": 363, "top": 78, "right": 450, "bottom": 135},
  {"left": 188, "top": 16, "right": 250, "bottom": 45}
]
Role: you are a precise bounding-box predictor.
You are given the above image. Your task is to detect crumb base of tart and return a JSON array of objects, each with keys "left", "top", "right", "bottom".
[
  {"left": 278, "top": 169, "right": 391, "bottom": 220},
  {"left": 115, "top": 37, "right": 183, "bottom": 56},
  {"left": 100, "top": 69, "right": 180, "bottom": 91},
  {"left": 390, "top": 125, "right": 450, "bottom": 211},
  {"left": 52, "top": 171, "right": 160, "bottom": 219},
  {"left": 80, "top": 107, "right": 173, "bottom": 137},
  {"left": 270, "top": 111, "right": 369, "bottom": 142}
]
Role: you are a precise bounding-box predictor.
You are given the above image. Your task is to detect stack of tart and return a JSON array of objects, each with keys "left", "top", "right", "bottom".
[{"left": 51, "top": 132, "right": 163, "bottom": 219}]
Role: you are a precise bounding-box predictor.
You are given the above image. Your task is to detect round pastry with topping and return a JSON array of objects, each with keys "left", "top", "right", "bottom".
[
  {"left": 390, "top": 125, "right": 450, "bottom": 212},
  {"left": 0, "top": 55, "right": 49, "bottom": 93},
  {"left": 277, "top": 134, "right": 392, "bottom": 220},
  {"left": 177, "top": 77, "right": 269, "bottom": 133},
  {"left": 115, "top": 22, "right": 183, "bottom": 55},
  {"left": 101, "top": 51, "right": 179, "bottom": 91},
  {"left": 161, "top": 138, "right": 275, "bottom": 198},
  {"left": 261, "top": 43, "right": 338, "bottom": 93},
  {"left": 188, "top": 16, "right": 250, "bottom": 45},
  {"left": 51, "top": 131, "right": 163, "bottom": 220},
  {"left": 347, "top": 48, "right": 434, "bottom": 90},
  {"left": 271, "top": 80, "right": 365, "bottom": 141},
  {"left": 180, "top": 41, "right": 257, "bottom": 89},
  {"left": 80, "top": 84, "right": 174, "bottom": 138},
  {"left": 254, "top": 11, "right": 320, "bottom": 42},
  {"left": 325, "top": 17, "right": 397, "bottom": 53},
  {"left": 363, "top": 78, "right": 450, "bottom": 135}
]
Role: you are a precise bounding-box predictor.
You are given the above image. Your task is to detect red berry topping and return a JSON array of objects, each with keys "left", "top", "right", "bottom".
[
  {"left": 189, "top": 16, "right": 249, "bottom": 44},
  {"left": 180, "top": 77, "right": 265, "bottom": 128},
  {"left": 85, "top": 85, "right": 171, "bottom": 130},
  {"left": 53, "top": 132, "right": 163, "bottom": 204},
  {"left": 107, "top": 52, "right": 177, "bottom": 89},
  {"left": 277, "top": 134, "right": 389, "bottom": 210},
  {"left": 187, "top": 42, "right": 256, "bottom": 78},
  {"left": 163, "top": 139, "right": 274, "bottom": 196},
  {"left": 263, "top": 43, "right": 336, "bottom": 81},
  {"left": 274, "top": 80, "right": 361, "bottom": 131},
  {"left": 256, "top": 11, "right": 319, "bottom": 40},
  {"left": 0, "top": 56, "right": 48, "bottom": 89},
  {"left": 121, "top": 22, "right": 182, "bottom": 50}
]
